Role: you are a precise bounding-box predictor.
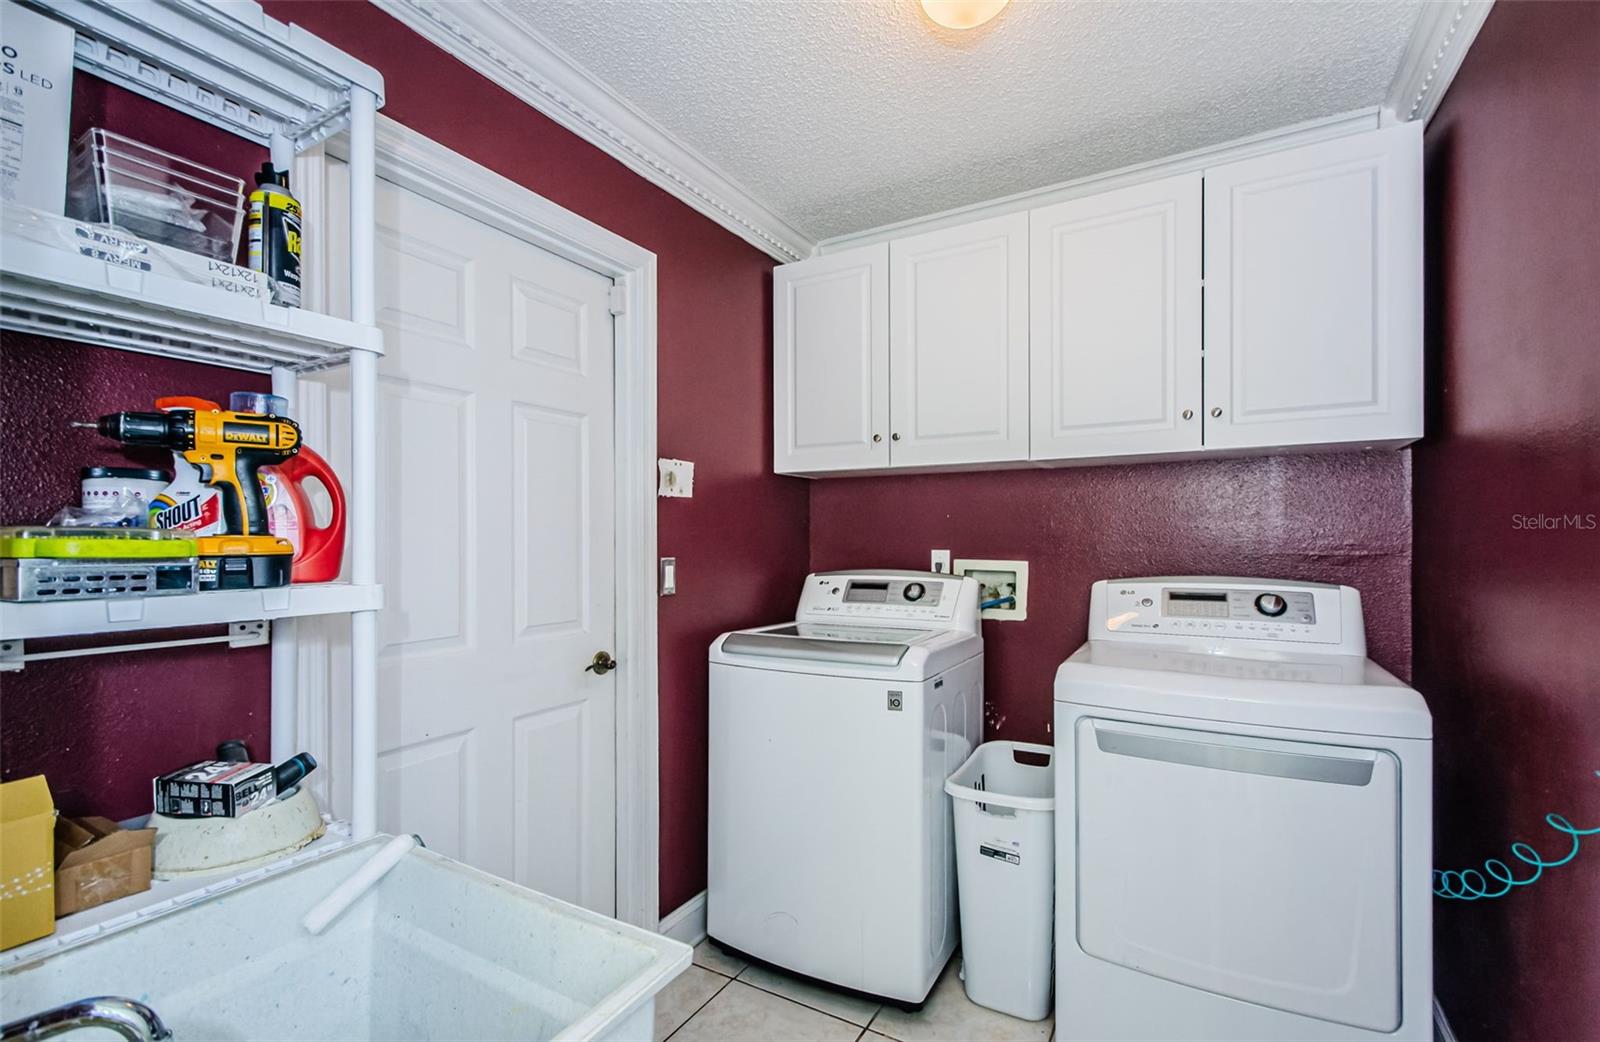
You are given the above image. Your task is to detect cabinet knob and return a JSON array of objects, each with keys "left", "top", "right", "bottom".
[
  {"left": 1182, "top": 409, "right": 1194, "bottom": 420},
  {"left": 1210, "top": 407, "right": 1223, "bottom": 418},
  {"left": 872, "top": 434, "right": 882, "bottom": 443},
  {"left": 891, "top": 433, "right": 901, "bottom": 441}
]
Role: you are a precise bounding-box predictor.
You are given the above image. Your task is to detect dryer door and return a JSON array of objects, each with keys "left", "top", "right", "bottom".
[{"left": 1074, "top": 717, "right": 1401, "bottom": 1032}]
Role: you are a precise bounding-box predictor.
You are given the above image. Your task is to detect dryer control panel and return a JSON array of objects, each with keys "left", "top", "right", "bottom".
[
  {"left": 1091, "top": 577, "right": 1363, "bottom": 653},
  {"left": 797, "top": 571, "right": 981, "bottom": 634}
]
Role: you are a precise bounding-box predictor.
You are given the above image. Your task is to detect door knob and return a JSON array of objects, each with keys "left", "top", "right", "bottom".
[
  {"left": 1210, "top": 407, "right": 1223, "bottom": 418},
  {"left": 872, "top": 434, "right": 882, "bottom": 443},
  {"left": 1182, "top": 409, "right": 1194, "bottom": 420},
  {"left": 891, "top": 433, "right": 901, "bottom": 441},
  {"left": 585, "top": 651, "right": 617, "bottom": 675}
]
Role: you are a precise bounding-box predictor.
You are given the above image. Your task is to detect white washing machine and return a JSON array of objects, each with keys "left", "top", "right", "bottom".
[
  {"left": 708, "top": 570, "right": 983, "bottom": 1005},
  {"left": 1055, "top": 578, "right": 1432, "bottom": 1042}
]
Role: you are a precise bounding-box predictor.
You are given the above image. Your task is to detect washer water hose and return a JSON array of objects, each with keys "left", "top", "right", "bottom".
[{"left": 1433, "top": 771, "right": 1599, "bottom": 900}]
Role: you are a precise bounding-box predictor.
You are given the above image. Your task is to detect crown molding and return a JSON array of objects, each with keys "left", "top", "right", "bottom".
[
  {"left": 818, "top": 107, "right": 1382, "bottom": 255},
  {"left": 1385, "top": 0, "right": 1495, "bottom": 125},
  {"left": 372, "top": 0, "right": 815, "bottom": 262}
]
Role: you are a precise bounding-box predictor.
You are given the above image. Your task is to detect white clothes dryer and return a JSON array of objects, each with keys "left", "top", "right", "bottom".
[{"left": 1055, "top": 578, "right": 1432, "bottom": 1041}]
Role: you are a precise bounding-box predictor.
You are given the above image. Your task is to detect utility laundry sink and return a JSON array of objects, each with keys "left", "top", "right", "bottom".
[{"left": 0, "top": 836, "right": 689, "bottom": 1041}]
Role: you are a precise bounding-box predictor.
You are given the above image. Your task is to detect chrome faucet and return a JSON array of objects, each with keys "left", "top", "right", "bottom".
[{"left": 1, "top": 997, "right": 172, "bottom": 1042}]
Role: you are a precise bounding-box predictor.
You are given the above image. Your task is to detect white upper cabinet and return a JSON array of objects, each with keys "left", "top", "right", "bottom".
[
  {"left": 1202, "top": 122, "right": 1423, "bottom": 451},
  {"left": 771, "top": 125, "right": 1425, "bottom": 477},
  {"left": 773, "top": 244, "right": 889, "bottom": 474},
  {"left": 889, "top": 213, "right": 1030, "bottom": 467},
  {"left": 1029, "top": 173, "right": 1203, "bottom": 461}
]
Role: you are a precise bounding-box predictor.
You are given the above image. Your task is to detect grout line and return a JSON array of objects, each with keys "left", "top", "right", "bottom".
[
  {"left": 731, "top": 980, "right": 864, "bottom": 1034},
  {"left": 662, "top": 968, "right": 732, "bottom": 1042},
  {"left": 733, "top": 964, "right": 883, "bottom": 1027}
]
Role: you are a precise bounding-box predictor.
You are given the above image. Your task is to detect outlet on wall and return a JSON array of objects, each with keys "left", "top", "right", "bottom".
[
  {"left": 657, "top": 458, "right": 694, "bottom": 497},
  {"left": 930, "top": 549, "right": 952, "bottom": 574}
]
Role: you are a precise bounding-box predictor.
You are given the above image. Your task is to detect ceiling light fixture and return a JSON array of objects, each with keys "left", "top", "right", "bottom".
[{"left": 920, "top": 0, "right": 1009, "bottom": 31}]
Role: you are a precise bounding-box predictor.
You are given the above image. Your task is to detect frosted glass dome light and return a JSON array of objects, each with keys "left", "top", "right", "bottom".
[{"left": 921, "top": 0, "right": 1010, "bottom": 30}]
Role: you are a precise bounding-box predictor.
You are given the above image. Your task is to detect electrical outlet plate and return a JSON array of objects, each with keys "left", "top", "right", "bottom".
[
  {"left": 954, "top": 558, "right": 1028, "bottom": 621},
  {"left": 657, "top": 458, "right": 693, "bottom": 497},
  {"left": 930, "top": 549, "right": 952, "bottom": 574}
]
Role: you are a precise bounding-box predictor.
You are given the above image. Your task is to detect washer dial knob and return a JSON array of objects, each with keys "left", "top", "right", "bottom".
[
  {"left": 1255, "top": 593, "right": 1288, "bottom": 617},
  {"left": 903, "top": 582, "right": 926, "bottom": 602}
]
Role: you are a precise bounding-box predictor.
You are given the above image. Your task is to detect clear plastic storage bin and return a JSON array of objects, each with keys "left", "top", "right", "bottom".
[
  {"left": 945, "top": 741, "right": 1056, "bottom": 1021},
  {"left": 67, "top": 128, "right": 246, "bottom": 261}
]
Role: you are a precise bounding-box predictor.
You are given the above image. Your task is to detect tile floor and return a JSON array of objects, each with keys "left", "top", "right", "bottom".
[{"left": 654, "top": 941, "right": 1054, "bottom": 1042}]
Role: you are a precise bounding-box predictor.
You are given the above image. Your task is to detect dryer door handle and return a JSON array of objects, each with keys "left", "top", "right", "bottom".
[{"left": 1091, "top": 722, "right": 1378, "bottom": 787}]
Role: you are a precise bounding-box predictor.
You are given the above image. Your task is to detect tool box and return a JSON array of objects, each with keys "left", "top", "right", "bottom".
[{"left": 0, "top": 527, "right": 198, "bottom": 601}]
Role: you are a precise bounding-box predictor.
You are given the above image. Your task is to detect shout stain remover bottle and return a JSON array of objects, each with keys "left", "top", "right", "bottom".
[{"left": 247, "top": 162, "right": 302, "bottom": 307}]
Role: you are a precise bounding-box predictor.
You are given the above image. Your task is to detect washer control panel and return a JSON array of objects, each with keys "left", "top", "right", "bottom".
[
  {"left": 844, "top": 577, "right": 942, "bottom": 607},
  {"left": 796, "top": 572, "right": 980, "bottom": 632},
  {"left": 1093, "top": 578, "right": 1357, "bottom": 650}
]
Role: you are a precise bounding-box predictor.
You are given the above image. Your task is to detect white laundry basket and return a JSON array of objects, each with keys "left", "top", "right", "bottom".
[{"left": 945, "top": 740, "right": 1055, "bottom": 1021}]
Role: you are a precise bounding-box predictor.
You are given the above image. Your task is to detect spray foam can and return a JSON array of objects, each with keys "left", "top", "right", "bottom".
[{"left": 246, "top": 163, "right": 302, "bottom": 308}]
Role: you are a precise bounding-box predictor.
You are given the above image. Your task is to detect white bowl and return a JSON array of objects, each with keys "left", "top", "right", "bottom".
[{"left": 152, "top": 786, "right": 326, "bottom": 878}]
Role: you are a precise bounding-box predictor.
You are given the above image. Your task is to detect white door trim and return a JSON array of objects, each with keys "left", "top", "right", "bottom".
[{"left": 301, "top": 115, "right": 660, "bottom": 931}]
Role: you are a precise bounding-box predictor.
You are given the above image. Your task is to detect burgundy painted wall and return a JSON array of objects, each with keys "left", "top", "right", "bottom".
[
  {"left": 0, "top": 336, "right": 274, "bottom": 817},
  {"left": 1, "top": 2, "right": 807, "bottom": 918},
  {"left": 811, "top": 453, "right": 1413, "bottom": 744},
  {"left": 1417, "top": 3, "right": 1600, "bottom": 1039},
  {"left": 247, "top": 1, "right": 812, "bottom": 916},
  {"left": 0, "top": 84, "right": 276, "bottom": 818}
]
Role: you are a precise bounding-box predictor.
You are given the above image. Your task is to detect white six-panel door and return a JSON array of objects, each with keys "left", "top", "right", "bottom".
[
  {"left": 1029, "top": 174, "right": 1203, "bottom": 461},
  {"left": 1203, "top": 122, "right": 1423, "bottom": 450},
  {"left": 329, "top": 167, "right": 618, "bottom": 915},
  {"left": 888, "top": 213, "right": 1029, "bottom": 466},
  {"left": 773, "top": 244, "right": 889, "bottom": 474}
]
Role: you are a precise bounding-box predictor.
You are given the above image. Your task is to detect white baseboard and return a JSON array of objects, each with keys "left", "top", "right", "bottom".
[
  {"left": 1433, "top": 996, "right": 1458, "bottom": 1042},
  {"left": 658, "top": 890, "right": 707, "bottom": 946}
]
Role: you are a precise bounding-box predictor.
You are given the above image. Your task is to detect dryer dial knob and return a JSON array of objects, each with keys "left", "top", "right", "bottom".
[
  {"left": 1255, "top": 593, "right": 1288, "bottom": 617},
  {"left": 904, "top": 582, "right": 926, "bottom": 602}
]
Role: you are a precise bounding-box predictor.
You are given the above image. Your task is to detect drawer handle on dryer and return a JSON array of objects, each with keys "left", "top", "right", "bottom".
[{"left": 1092, "top": 724, "right": 1377, "bottom": 786}]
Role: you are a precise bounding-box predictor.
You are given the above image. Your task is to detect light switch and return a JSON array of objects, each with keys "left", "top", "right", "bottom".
[
  {"left": 658, "top": 458, "right": 694, "bottom": 497},
  {"left": 659, "top": 556, "right": 677, "bottom": 596}
]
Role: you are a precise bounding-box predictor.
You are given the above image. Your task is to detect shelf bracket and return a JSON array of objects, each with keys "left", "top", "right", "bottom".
[{"left": 0, "top": 621, "right": 270, "bottom": 672}]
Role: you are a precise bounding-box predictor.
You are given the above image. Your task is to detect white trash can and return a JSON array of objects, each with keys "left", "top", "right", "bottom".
[{"left": 944, "top": 740, "right": 1055, "bottom": 1021}]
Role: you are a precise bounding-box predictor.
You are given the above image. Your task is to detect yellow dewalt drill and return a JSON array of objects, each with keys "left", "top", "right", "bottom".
[{"left": 78, "top": 398, "right": 300, "bottom": 589}]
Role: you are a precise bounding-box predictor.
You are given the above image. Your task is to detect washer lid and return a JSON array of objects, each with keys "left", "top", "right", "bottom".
[
  {"left": 1055, "top": 641, "right": 1431, "bottom": 740},
  {"left": 721, "top": 623, "right": 937, "bottom": 667},
  {"left": 711, "top": 622, "right": 979, "bottom": 680}
]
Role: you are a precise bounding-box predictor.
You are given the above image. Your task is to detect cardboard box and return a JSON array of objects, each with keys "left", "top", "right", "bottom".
[
  {"left": 54, "top": 816, "right": 155, "bottom": 916},
  {"left": 0, "top": 0, "right": 75, "bottom": 214},
  {"left": 154, "top": 760, "right": 276, "bottom": 818},
  {"left": 0, "top": 775, "right": 56, "bottom": 950}
]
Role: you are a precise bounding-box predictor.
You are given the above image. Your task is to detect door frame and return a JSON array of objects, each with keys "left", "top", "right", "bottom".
[{"left": 297, "top": 116, "right": 660, "bottom": 931}]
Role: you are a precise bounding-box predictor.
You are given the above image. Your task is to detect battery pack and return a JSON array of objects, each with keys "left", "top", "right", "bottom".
[{"left": 2, "top": 558, "right": 197, "bottom": 601}]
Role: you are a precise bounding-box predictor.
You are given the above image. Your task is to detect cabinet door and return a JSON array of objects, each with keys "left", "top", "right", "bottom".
[
  {"left": 773, "top": 244, "right": 890, "bottom": 474},
  {"left": 1203, "top": 122, "right": 1423, "bottom": 450},
  {"left": 888, "top": 213, "right": 1029, "bottom": 467},
  {"left": 1029, "top": 174, "right": 1202, "bottom": 461}
]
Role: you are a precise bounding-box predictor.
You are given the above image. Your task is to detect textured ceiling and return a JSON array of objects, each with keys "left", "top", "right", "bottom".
[{"left": 498, "top": 0, "right": 1425, "bottom": 243}]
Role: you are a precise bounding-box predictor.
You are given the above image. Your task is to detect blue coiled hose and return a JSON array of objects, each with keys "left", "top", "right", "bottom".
[{"left": 1433, "top": 771, "right": 1600, "bottom": 900}]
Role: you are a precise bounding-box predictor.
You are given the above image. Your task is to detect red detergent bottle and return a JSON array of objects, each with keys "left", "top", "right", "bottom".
[{"left": 265, "top": 445, "right": 346, "bottom": 582}]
